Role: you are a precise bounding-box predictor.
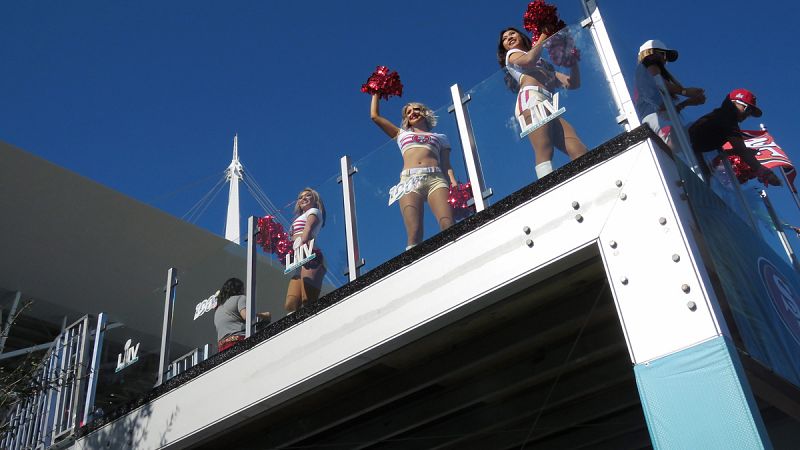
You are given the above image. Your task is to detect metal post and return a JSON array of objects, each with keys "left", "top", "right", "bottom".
[
  {"left": 339, "top": 155, "right": 364, "bottom": 281},
  {"left": 581, "top": 1, "right": 640, "bottom": 130},
  {"left": 69, "top": 316, "right": 91, "bottom": 432},
  {"left": 652, "top": 74, "right": 704, "bottom": 181},
  {"left": 717, "top": 153, "right": 760, "bottom": 232},
  {"left": 246, "top": 216, "right": 257, "bottom": 338},
  {"left": 778, "top": 169, "right": 800, "bottom": 211},
  {"left": 450, "top": 83, "right": 490, "bottom": 212},
  {"left": 82, "top": 313, "right": 106, "bottom": 426},
  {"left": 0, "top": 290, "right": 21, "bottom": 354},
  {"left": 157, "top": 268, "right": 177, "bottom": 386},
  {"left": 760, "top": 189, "right": 800, "bottom": 272}
]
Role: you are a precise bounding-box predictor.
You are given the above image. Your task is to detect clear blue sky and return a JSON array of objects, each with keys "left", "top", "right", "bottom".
[{"left": 2, "top": 0, "right": 799, "bottom": 269}]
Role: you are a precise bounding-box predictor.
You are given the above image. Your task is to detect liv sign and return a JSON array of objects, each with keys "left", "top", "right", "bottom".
[
  {"left": 284, "top": 239, "right": 316, "bottom": 274},
  {"left": 518, "top": 91, "right": 566, "bottom": 138},
  {"left": 115, "top": 339, "right": 140, "bottom": 373}
]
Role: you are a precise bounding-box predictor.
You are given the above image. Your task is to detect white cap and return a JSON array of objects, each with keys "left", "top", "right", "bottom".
[{"left": 638, "top": 39, "right": 678, "bottom": 62}]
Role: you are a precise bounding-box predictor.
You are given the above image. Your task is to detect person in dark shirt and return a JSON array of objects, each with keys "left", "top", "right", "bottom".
[{"left": 688, "top": 88, "right": 780, "bottom": 186}]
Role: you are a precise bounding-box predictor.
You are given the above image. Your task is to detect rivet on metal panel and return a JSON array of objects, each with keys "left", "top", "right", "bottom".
[
  {"left": 525, "top": 239, "right": 534, "bottom": 248},
  {"left": 675, "top": 179, "right": 685, "bottom": 187},
  {"left": 609, "top": 240, "right": 618, "bottom": 249},
  {"left": 680, "top": 193, "right": 688, "bottom": 201},
  {"left": 681, "top": 284, "right": 691, "bottom": 293},
  {"left": 522, "top": 226, "right": 531, "bottom": 235},
  {"left": 615, "top": 180, "right": 623, "bottom": 187},
  {"left": 620, "top": 276, "right": 629, "bottom": 285},
  {"left": 619, "top": 193, "right": 627, "bottom": 200},
  {"left": 672, "top": 254, "right": 680, "bottom": 262},
  {"left": 575, "top": 214, "right": 584, "bottom": 223},
  {"left": 687, "top": 301, "right": 697, "bottom": 311},
  {"left": 659, "top": 217, "right": 667, "bottom": 225},
  {"left": 571, "top": 201, "right": 580, "bottom": 210}
]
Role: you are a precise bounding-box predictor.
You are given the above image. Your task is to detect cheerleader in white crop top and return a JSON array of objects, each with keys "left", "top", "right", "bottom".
[
  {"left": 498, "top": 27, "right": 587, "bottom": 180},
  {"left": 370, "top": 94, "right": 459, "bottom": 250},
  {"left": 285, "top": 188, "right": 326, "bottom": 312}
]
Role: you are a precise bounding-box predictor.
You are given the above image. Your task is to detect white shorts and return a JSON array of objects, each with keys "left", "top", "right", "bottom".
[
  {"left": 516, "top": 86, "right": 554, "bottom": 117},
  {"left": 642, "top": 111, "right": 673, "bottom": 146}
]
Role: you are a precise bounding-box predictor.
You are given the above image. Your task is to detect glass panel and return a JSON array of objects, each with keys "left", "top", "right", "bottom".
[
  {"left": 91, "top": 310, "right": 160, "bottom": 421},
  {"left": 467, "top": 23, "right": 625, "bottom": 202},
  {"left": 279, "top": 181, "right": 348, "bottom": 294},
  {"left": 170, "top": 241, "right": 286, "bottom": 362},
  {"left": 674, "top": 156, "right": 800, "bottom": 388},
  {"left": 740, "top": 183, "right": 794, "bottom": 265}
]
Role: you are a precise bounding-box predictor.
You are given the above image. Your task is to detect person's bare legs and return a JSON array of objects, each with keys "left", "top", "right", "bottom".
[
  {"left": 300, "top": 264, "right": 326, "bottom": 305},
  {"left": 285, "top": 278, "right": 302, "bottom": 312},
  {"left": 427, "top": 187, "right": 454, "bottom": 231},
  {"left": 528, "top": 121, "right": 556, "bottom": 178},
  {"left": 399, "top": 192, "right": 424, "bottom": 248},
  {"left": 551, "top": 117, "right": 587, "bottom": 160}
]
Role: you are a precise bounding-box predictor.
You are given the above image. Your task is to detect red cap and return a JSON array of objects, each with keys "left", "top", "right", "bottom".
[{"left": 728, "top": 88, "right": 762, "bottom": 117}]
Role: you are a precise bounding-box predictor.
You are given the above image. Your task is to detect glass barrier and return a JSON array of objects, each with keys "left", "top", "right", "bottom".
[
  {"left": 91, "top": 310, "right": 160, "bottom": 421},
  {"left": 466, "top": 24, "right": 625, "bottom": 203},
  {"left": 352, "top": 103, "right": 476, "bottom": 274},
  {"left": 691, "top": 151, "right": 760, "bottom": 229},
  {"left": 674, "top": 156, "right": 800, "bottom": 388},
  {"left": 278, "top": 183, "right": 348, "bottom": 293},
  {"left": 170, "top": 240, "right": 285, "bottom": 363},
  {"left": 740, "top": 183, "right": 795, "bottom": 265}
]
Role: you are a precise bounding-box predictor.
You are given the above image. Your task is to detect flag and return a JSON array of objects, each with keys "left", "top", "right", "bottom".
[{"left": 723, "top": 130, "right": 796, "bottom": 192}]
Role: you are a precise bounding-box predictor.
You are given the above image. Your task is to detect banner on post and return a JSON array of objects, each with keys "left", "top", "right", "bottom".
[{"left": 724, "top": 130, "right": 796, "bottom": 192}]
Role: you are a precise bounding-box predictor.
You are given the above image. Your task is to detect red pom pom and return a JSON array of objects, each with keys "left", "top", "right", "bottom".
[
  {"left": 361, "top": 65, "right": 404, "bottom": 100},
  {"left": 256, "top": 215, "right": 293, "bottom": 261},
  {"left": 523, "top": 0, "right": 566, "bottom": 43},
  {"left": 448, "top": 182, "right": 476, "bottom": 222},
  {"left": 712, "top": 154, "right": 757, "bottom": 184}
]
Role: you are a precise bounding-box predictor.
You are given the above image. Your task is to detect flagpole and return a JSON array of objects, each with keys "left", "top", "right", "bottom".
[{"left": 761, "top": 123, "right": 800, "bottom": 212}]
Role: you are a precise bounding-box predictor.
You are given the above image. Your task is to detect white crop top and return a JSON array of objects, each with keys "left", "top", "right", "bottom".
[
  {"left": 505, "top": 48, "right": 560, "bottom": 91},
  {"left": 291, "top": 207, "right": 323, "bottom": 248},
  {"left": 396, "top": 129, "right": 450, "bottom": 158}
]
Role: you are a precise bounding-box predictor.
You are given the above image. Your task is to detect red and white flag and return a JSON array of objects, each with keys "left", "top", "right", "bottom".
[{"left": 724, "top": 130, "right": 796, "bottom": 192}]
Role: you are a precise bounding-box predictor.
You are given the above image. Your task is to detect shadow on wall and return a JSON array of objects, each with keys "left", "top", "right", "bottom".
[{"left": 81, "top": 402, "right": 179, "bottom": 450}]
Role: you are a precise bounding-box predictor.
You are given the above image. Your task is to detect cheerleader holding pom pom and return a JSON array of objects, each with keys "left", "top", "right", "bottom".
[{"left": 363, "top": 66, "right": 457, "bottom": 250}]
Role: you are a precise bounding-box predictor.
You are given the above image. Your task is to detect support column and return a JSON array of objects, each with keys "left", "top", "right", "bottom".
[{"left": 635, "top": 337, "right": 771, "bottom": 449}]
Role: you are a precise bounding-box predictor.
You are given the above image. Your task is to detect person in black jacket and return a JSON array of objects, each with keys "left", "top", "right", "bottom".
[{"left": 688, "top": 88, "right": 780, "bottom": 186}]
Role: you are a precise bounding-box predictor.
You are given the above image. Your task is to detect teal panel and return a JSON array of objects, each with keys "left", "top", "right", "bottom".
[{"left": 634, "top": 337, "right": 771, "bottom": 450}]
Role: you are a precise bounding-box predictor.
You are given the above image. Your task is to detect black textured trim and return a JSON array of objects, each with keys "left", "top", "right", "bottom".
[{"left": 77, "top": 125, "right": 653, "bottom": 437}]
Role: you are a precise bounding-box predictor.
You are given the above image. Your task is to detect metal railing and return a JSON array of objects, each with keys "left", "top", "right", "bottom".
[{"left": 1, "top": 316, "right": 97, "bottom": 450}]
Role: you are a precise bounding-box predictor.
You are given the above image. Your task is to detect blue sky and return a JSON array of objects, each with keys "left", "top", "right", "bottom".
[{"left": 2, "top": 1, "right": 799, "bottom": 273}]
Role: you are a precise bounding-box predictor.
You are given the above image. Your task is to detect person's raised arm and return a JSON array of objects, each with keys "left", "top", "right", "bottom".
[
  {"left": 371, "top": 94, "right": 400, "bottom": 138},
  {"left": 506, "top": 32, "right": 550, "bottom": 69},
  {"left": 556, "top": 62, "right": 580, "bottom": 90}
]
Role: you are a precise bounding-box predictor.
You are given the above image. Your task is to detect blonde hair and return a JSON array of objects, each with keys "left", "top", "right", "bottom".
[
  {"left": 293, "top": 188, "right": 326, "bottom": 225},
  {"left": 638, "top": 48, "right": 659, "bottom": 64},
  {"left": 400, "top": 102, "right": 437, "bottom": 129}
]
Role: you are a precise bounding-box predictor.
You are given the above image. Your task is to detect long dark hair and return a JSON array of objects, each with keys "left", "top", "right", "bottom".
[
  {"left": 497, "top": 27, "right": 532, "bottom": 92},
  {"left": 216, "top": 277, "right": 245, "bottom": 308},
  {"left": 640, "top": 54, "right": 677, "bottom": 87}
]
